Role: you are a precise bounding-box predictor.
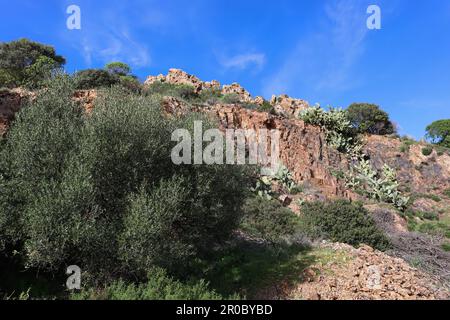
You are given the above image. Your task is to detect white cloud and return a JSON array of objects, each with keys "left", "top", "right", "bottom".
[
  {"left": 218, "top": 53, "right": 266, "bottom": 71},
  {"left": 79, "top": 28, "right": 151, "bottom": 68},
  {"left": 263, "top": 0, "right": 370, "bottom": 96}
]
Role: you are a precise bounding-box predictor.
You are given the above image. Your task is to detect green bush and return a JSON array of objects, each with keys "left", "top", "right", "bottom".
[
  {"left": 71, "top": 267, "right": 229, "bottom": 300},
  {"left": 240, "top": 197, "right": 299, "bottom": 243},
  {"left": 444, "top": 188, "right": 450, "bottom": 198},
  {"left": 221, "top": 93, "right": 241, "bottom": 104},
  {"left": 144, "top": 81, "right": 196, "bottom": 100},
  {"left": 196, "top": 88, "right": 223, "bottom": 104},
  {"left": 422, "top": 146, "right": 433, "bottom": 156},
  {"left": 300, "top": 200, "right": 391, "bottom": 251},
  {"left": 0, "top": 77, "right": 249, "bottom": 277},
  {"left": 73, "top": 69, "right": 120, "bottom": 89},
  {"left": 346, "top": 103, "right": 395, "bottom": 135},
  {"left": 257, "top": 100, "right": 275, "bottom": 114}
]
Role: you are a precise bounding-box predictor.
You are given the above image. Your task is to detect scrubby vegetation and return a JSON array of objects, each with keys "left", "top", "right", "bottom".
[
  {"left": 74, "top": 62, "right": 141, "bottom": 92},
  {"left": 71, "top": 267, "right": 229, "bottom": 300},
  {"left": 240, "top": 197, "right": 299, "bottom": 243},
  {"left": 300, "top": 200, "right": 391, "bottom": 251},
  {"left": 422, "top": 146, "right": 433, "bottom": 156}
]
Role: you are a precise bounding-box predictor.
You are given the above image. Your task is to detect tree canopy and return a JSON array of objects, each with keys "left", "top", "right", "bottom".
[
  {"left": 0, "top": 38, "right": 66, "bottom": 88},
  {"left": 426, "top": 119, "right": 450, "bottom": 147},
  {"left": 346, "top": 103, "right": 395, "bottom": 135}
]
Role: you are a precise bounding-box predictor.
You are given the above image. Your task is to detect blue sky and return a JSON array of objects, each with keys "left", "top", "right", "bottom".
[{"left": 1, "top": 0, "right": 449, "bottom": 138}]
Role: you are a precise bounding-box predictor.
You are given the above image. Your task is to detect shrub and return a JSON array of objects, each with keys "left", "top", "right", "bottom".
[
  {"left": 426, "top": 119, "right": 450, "bottom": 148},
  {"left": 0, "top": 77, "right": 249, "bottom": 277},
  {"left": 442, "top": 243, "right": 450, "bottom": 252},
  {"left": 422, "top": 146, "right": 433, "bottom": 156},
  {"left": 73, "top": 69, "right": 120, "bottom": 89},
  {"left": 240, "top": 197, "right": 299, "bottom": 243},
  {"left": 118, "top": 75, "right": 142, "bottom": 93},
  {"left": 257, "top": 100, "right": 275, "bottom": 114},
  {"left": 300, "top": 200, "right": 391, "bottom": 251},
  {"left": 144, "top": 81, "right": 196, "bottom": 100},
  {"left": 444, "top": 188, "right": 450, "bottom": 198},
  {"left": 71, "top": 267, "right": 228, "bottom": 300},
  {"left": 221, "top": 93, "right": 241, "bottom": 104},
  {"left": 196, "top": 88, "right": 223, "bottom": 104},
  {"left": 346, "top": 103, "right": 395, "bottom": 135}
]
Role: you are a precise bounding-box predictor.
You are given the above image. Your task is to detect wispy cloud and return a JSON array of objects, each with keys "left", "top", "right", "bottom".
[
  {"left": 78, "top": 26, "right": 151, "bottom": 68},
  {"left": 263, "top": 0, "right": 370, "bottom": 96},
  {"left": 63, "top": 1, "right": 153, "bottom": 69},
  {"left": 218, "top": 53, "right": 266, "bottom": 71}
]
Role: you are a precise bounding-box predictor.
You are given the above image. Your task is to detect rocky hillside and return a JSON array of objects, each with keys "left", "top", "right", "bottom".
[{"left": 1, "top": 69, "right": 449, "bottom": 299}]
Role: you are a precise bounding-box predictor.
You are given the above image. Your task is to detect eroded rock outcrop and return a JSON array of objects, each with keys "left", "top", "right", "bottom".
[
  {"left": 145, "top": 68, "right": 221, "bottom": 94},
  {"left": 222, "top": 83, "right": 252, "bottom": 102},
  {"left": 200, "top": 103, "right": 353, "bottom": 199},
  {"left": 73, "top": 90, "right": 97, "bottom": 114},
  {"left": 270, "top": 94, "right": 310, "bottom": 118},
  {"left": 0, "top": 88, "right": 34, "bottom": 136},
  {"left": 365, "top": 135, "right": 450, "bottom": 195},
  {"left": 145, "top": 69, "right": 265, "bottom": 105}
]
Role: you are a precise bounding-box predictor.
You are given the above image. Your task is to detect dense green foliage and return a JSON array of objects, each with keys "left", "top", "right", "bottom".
[
  {"left": 240, "top": 197, "right": 299, "bottom": 243},
  {"left": 74, "top": 62, "right": 141, "bottom": 91},
  {"left": 73, "top": 69, "right": 121, "bottom": 89},
  {"left": 72, "top": 267, "right": 228, "bottom": 300},
  {"left": 346, "top": 103, "right": 395, "bottom": 135},
  {"left": 426, "top": 119, "right": 450, "bottom": 148},
  {"left": 144, "top": 81, "right": 197, "bottom": 100},
  {"left": 0, "top": 77, "right": 249, "bottom": 278},
  {"left": 0, "top": 39, "right": 65, "bottom": 88},
  {"left": 422, "top": 146, "right": 433, "bottom": 156},
  {"left": 300, "top": 200, "right": 391, "bottom": 251}
]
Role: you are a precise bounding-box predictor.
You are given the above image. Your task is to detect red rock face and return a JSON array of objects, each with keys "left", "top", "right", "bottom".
[
  {"left": 0, "top": 88, "right": 33, "bottom": 136},
  {"left": 270, "top": 94, "right": 310, "bottom": 118},
  {"left": 145, "top": 68, "right": 221, "bottom": 94},
  {"left": 73, "top": 90, "right": 97, "bottom": 114},
  {"left": 207, "top": 104, "right": 353, "bottom": 199}
]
